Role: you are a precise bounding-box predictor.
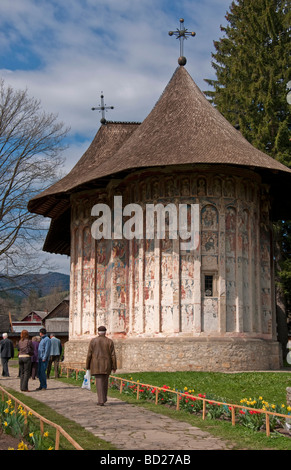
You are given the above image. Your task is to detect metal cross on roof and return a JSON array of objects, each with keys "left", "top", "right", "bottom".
[
  {"left": 169, "top": 18, "right": 196, "bottom": 66},
  {"left": 91, "top": 92, "right": 114, "bottom": 125}
]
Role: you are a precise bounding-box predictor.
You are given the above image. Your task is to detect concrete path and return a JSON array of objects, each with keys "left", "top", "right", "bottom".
[{"left": 0, "top": 368, "right": 233, "bottom": 451}]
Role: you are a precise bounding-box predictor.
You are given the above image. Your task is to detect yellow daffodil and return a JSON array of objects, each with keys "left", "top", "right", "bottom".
[
  {"left": 18, "top": 441, "right": 28, "bottom": 450},
  {"left": 43, "top": 431, "right": 49, "bottom": 437}
]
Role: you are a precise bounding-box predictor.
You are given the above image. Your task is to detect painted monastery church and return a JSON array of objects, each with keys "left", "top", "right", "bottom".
[{"left": 28, "top": 63, "right": 291, "bottom": 372}]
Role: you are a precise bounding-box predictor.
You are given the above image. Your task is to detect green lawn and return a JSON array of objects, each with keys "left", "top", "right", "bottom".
[{"left": 115, "top": 370, "right": 291, "bottom": 407}]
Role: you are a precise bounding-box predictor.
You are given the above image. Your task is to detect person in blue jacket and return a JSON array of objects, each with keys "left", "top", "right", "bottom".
[{"left": 36, "top": 328, "right": 51, "bottom": 391}]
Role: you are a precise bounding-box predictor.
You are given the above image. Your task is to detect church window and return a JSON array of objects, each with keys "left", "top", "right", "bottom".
[{"left": 204, "top": 275, "right": 213, "bottom": 296}]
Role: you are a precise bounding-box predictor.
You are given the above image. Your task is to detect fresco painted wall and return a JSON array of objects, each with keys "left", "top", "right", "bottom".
[{"left": 69, "top": 166, "right": 275, "bottom": 343}]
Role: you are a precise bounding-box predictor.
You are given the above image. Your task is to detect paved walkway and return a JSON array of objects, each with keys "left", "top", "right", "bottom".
[{"left": 0, "top": 367, "right": 233, "bottom": 451}]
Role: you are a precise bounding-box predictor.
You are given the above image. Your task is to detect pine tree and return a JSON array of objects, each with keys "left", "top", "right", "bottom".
[{"left": 205, "top": 0, "right": 290, "bottom": 166}]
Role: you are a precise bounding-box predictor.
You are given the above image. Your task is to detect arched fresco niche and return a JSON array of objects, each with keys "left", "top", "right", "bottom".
[
  {"left": 180, "top": 204, "right": 195, "bottom": 333},
  {"left": 95, "top": 238, "right": 111, "bottom": 328},
  {"left": 225, "top": 206, "right": 237, "bottom": 332},
  {"left": 110, "top": 239, "right": 128, "bottom": 333},
  {"left": 70, "top": 227, "right": 80, "bottom": 337},
  {"left": 240, "top": 209, "right": 250, "bottom": 332},
  {"left": 201, "top": 204, "right": 219, "bottom": 332},
  {"left": 81, "top": 226, "right": 94, "bottom": 335}
]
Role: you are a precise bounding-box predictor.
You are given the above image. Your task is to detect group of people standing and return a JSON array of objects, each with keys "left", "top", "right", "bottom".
[
  {"left": 0, "top": 328, "right": 62, "bottom": 392},
  {"left": 1, "top": 324, "right": 117, "bottom": 406}
]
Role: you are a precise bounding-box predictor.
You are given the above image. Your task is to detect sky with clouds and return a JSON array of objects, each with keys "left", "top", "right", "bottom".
[{"left": 0, "top": 0, "right": 232, "bottom": 274}]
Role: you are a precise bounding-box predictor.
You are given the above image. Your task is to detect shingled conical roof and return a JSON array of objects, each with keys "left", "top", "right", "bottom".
[
  {"left": 29, "top": 65, "right": 290, "bottom": 219},
  {"left": 28, "top": 65, "right": 291, "bottom": 254},
  {"left": 95, "top": 66, "right": 291, "bottom": 176}
]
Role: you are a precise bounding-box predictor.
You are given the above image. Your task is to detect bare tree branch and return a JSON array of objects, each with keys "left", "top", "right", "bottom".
[{"left": 0, "top": 78, "right": 70, "bottom": 278}]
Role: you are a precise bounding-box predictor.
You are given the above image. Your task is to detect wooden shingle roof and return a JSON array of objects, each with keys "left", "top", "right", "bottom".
[
  {"left": 29, "top": 66, "right": 290, "bottom": 218},
  {"left": 95, "top": 66, "right": 291, "bottom": 176},
  {"left": 28, "top": 65, "right": 291, "bottom": 255}
]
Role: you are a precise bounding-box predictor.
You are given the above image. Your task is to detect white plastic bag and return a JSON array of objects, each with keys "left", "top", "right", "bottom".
[{"left": 81, "top": 369, "right": 91, "bottom": 390}]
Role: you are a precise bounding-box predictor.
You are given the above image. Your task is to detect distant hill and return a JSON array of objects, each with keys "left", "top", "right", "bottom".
[{"left": 0, "top": 272, "right": 70, "bottom": 299}]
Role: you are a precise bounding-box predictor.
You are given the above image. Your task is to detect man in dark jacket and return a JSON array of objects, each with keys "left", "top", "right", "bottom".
[
  {"left": 0, "top": 333, "right": 14, "bottom": 377},
  {"left": 86, "top": 326, "right": 117, "bottom": 406}
]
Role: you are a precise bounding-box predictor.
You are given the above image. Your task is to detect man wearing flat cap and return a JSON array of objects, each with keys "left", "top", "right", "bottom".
[{"left": 86, "top": 326, "right": 117, "bottom": 406}]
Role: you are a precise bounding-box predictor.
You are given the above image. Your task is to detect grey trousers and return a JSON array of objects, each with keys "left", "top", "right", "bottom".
[
  {"left": 94, "top": 374, "right": 109, "bottom": 404},
  {"left": 1, "top": 357, "right": 10, "bottom": 376}
]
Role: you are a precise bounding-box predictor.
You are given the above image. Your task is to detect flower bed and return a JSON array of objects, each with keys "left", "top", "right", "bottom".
[
  {"left": 0, "top": 398, "right": 53, "bottom": 450},
  {"left": 109, "top": 376, "right": 291, "bottom": 437}
]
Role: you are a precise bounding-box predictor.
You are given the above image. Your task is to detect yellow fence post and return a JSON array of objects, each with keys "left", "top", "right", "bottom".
[
  {"left": 176, "top": 393, "right": 180, "bottom": 411},
  {"left": 155, "top": 388, "right": 159, "bottom": 405},
  {"left": 55, "top": 428, "right": 60, "bottom": 450},
  {"left": 40, "top": 419, "right": 44, "bottom": 435},
  {"left": 202, "top": 399, "right": 206, "bottom": 420}
]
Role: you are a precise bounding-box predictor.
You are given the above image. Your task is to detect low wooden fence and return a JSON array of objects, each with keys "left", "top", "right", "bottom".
[
  {"left": 60, "top": 362, "right": 290, "bottom": 438},
  {"left": 0, "top": 385, "right": 83, "bottom": 450},
  {"left": 60, "top": 362, "right": 86, "bottom": 380},
  {"left": 112, "top": 376, "right": 291, "bottom": 437}
]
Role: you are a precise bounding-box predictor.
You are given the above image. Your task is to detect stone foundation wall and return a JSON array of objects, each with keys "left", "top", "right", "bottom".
[{"left": 64, "top": 337, "right": 282, "bottom": 372}]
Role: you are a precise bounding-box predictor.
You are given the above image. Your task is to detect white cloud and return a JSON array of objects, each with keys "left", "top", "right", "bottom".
[{"left": 0, "top": 0, "right": 230, "bottom": 130}]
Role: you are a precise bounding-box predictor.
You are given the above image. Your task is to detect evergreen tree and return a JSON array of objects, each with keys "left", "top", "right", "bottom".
[{"left": 205, "top": 0, "right": 291, "bottom": 346}]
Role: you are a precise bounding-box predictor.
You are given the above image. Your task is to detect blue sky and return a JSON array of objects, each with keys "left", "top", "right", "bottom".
[{"left": 0, "top": 0, "right": 232, "bottom": 274}]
